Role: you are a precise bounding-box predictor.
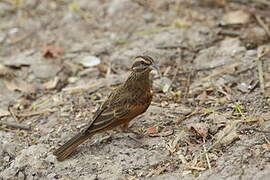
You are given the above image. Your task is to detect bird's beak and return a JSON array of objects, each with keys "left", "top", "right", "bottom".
[
  {"left": 150, "top": 64, "right": 158, "bottom": 71},
  {"left": 150, "top": 64, "right": 160, "bottom": 75}
]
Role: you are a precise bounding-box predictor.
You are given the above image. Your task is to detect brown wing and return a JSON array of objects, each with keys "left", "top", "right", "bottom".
[
  {"left": 83, "top": 87, "right": 129, "bottom": 133},
  {"left": 83, "top": 87, "right": 151, "bottom": 134},
  {"left": 85, "top": 106, "right": 130, "bottom": 133}
]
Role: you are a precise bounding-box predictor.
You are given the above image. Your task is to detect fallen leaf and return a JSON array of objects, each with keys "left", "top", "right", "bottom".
[
  {"left": 214, "top": 122, "right": 239, "bottom": 146},
  {"left": 144, "top": 126, "right": 158, "bottom": 135},
  {"left": 187, "top": 123, "right": 209, "bottom": 139},
  {"left": 155, "top": 127, "right": 174, "bottom": 137},
  {"left": 262, "top": 143, "right": 270, "bottom": 151},
  {"left": 41, "top": 45, "right": 64, "bottom": 58},
  {"left": 197, "top": 90, "right": 208, "bottom": 100},
  {"left": 147, "top": 127, "right": 174, "bottom": 137}
]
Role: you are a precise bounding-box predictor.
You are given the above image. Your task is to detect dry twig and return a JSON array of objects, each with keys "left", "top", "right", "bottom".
[{"left": 203, "top": 139, "right": 212, "bottom": 170}]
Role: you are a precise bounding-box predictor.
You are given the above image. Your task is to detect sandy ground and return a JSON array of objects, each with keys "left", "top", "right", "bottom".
[{"left": 0, "top": 0, "right": 270, "bottom": 179}]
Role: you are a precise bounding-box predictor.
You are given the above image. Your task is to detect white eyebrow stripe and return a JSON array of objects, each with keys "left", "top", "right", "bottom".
[{"left": 135, "top": 58, "right": 151, "bottom": 65}]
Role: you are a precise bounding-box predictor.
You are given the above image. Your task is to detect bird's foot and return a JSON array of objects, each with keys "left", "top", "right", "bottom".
[{"left": 121, "top": 127, "right": 144, "bottom": 139}]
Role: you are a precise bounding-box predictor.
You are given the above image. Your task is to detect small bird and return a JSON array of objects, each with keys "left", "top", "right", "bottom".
[{"left": 53, "top": 56, "right": 158, "bottom": 161}]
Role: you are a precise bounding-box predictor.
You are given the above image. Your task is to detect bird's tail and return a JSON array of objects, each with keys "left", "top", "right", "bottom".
[{"left": 53, "top": 131, "right": 92, "bottom": 161}]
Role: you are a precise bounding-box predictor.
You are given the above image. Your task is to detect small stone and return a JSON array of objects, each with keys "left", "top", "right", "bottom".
[
  {"left": 32, "top": 61, "right": 62, "bottom": 79},
  {"left": 222, "top": 10, "right": 250, "bottom": 25},
  {"left": 242, "top": 26, "right": 268, "bottom": 47},
  {"left": 143, "top": 13, "right": 155, "bottom": 23},
  {"left": 45, "top": 154, "right": 56, "bottom": 164},
  {"left": 236, "top": 82, "right": 250, "bottom": 93},
  {"left": 8, "top": 28, "right": 19, "bottom": 35},
  {"left": 175, "top": 105, "right": 192, "bottom": 115},
  {"left": 47, "top": 173, "right": 56, "bottom": 179},
  {"left": 77, "top": 56, "right": 101, "bottom": 68},
  {"left": 107, "top": 0, "right": 134, "bottom": 15},
  {"left": 3, "top": 156, "right": 10, "bottom": 162}
]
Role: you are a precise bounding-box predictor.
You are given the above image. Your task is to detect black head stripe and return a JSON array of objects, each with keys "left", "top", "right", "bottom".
[
  {"left": 135, "top": 56, "right": 154, "bottom": 64},
  {"left": 142, "top": 56, "right": 154, "bottom": 63}
]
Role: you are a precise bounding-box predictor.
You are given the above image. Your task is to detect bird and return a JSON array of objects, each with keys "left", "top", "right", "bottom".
[{"left": 53, "top": 55, "right": 158, "bottom": 161}]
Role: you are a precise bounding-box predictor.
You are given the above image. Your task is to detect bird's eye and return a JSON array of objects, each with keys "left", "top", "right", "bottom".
[{"left": 140, "top": 61, "right": 148, "bottom": 66}]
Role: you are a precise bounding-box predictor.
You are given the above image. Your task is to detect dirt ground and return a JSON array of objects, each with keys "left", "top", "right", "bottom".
[{"left": 0, "top": 0, "right": 270, "bottom": 179}]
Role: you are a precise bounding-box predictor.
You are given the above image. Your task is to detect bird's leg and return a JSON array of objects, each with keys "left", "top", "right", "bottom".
[
  {"left": 121, "top": 122, "right": 137, "bottom": 134},
  {"left": 120, "top": 123, "right": 144, "bottom": 139}
]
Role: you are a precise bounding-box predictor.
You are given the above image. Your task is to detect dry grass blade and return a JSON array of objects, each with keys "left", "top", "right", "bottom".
[
  {"left": 19, "top": 108, "right": 57, "bottom": 117},
  {"left": 202, "top": 62, "right": 240, "bottom": 81},
  {"left": 62, "top": 80, "right": 107, "bottom": 93},
  {"left": 0, "top": 121, "right": 31, "bottom": 130},
  {"left": 256, "top": 45, "right": 270, "bottom": 95},
  {"left": 184, "top": 165, "right": 206, "bottom": 171},
  {"left": 255, "top": 15, "right": 270, "bottom": 39}
]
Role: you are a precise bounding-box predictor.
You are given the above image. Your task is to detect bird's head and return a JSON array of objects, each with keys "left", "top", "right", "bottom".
[{"left": 131, "top": 56, "right": 158, "bottom": 74}]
